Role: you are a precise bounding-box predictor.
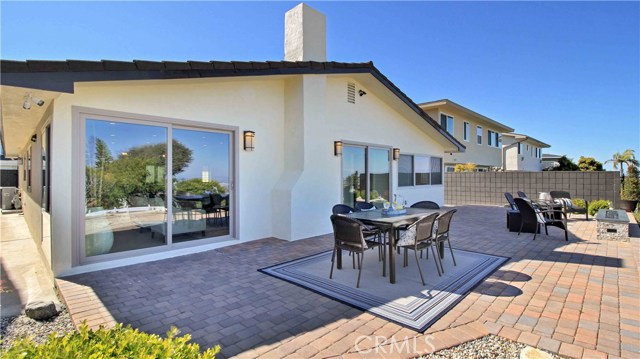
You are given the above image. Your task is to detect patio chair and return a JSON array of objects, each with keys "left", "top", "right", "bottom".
[
  {"left": 433, "top": 209, "right": 458, "bottom": 272},
  {"left": 332, "top": 204, "right": 356, "bottom": 215},
  {"left": 517, "top": 191, "right": 528, "bottom": 199},
  {"left": 504, "top": 192, "right": 518, "bottom": 210},
  {"left": 410, "top": 201, "right": 440, "bottom": 209},
  {"left": 513, "top": 198, "right": 568, "bottom": 241},
  {"left": 355, "top": 202, "right": 376, "bottom": 211},
  {"left": 395, "top": 213, "right": 441, "bottom": 284},
  {"left": 330, "top": 215, "right": 385, "bottom": 288},
  {"left": 332, "top": 203, "right": 387, "bottom": 267},
  {"left": 550, "top": 191, "right": 589, "bottom": 221}
]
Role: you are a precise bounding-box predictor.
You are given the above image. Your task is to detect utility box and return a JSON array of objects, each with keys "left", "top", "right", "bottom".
[{"left": 1, "top": 187, "right": 18, "bottom": 210}]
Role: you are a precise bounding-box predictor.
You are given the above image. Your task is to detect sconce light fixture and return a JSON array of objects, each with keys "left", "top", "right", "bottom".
[
  {"left": 31, "top": 134, "right": 38, "bottom": 142},
  {"left": 23, "top": 93, "right": 45, "bottom": 110},
  {"left": 243, "top": 131, "right": 255, "bottom": 151},
  {"left": 334, "top": 141, "right": 343, "bottom": 156},
  {"left": 358, "top": 90, "right": 367, "bottom": 97},
  {"left": 393, "top": 148, "right": 400, "bottom": 161}
]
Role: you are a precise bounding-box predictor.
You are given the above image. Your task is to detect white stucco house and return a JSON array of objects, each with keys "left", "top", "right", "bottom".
[
  {"left": 501, "top": 133, "right": 550, "bottom": 171},
  {"left": 0, "top": 4, "right": 464, "bottom": 276}
]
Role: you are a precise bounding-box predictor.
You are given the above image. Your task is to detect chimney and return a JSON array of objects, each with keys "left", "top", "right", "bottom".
[{"left": 284, "top": 3, "right": 326, "bottom": 62}]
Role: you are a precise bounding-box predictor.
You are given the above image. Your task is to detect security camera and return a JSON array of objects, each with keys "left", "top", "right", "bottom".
[
  {"left": 32, "top": 96, "right": 45, "bottom": 106},
  {"left": 23, "top": 101, "right": 32, "bottom": 110}
]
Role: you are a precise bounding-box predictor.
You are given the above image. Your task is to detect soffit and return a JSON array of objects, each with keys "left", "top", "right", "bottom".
[{"left": 0, "top": 86, "right": 59, "bottom": 157}]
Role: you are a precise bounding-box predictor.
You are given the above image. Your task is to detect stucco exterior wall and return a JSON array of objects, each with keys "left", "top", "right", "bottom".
[
  {"left": 43, "top": 74, "right": 447, "bottom": 275},
  {"left": 423, "top": 107, "right": 503, "bottom": 169},
  {"left": 326, "top": 77, "right": 446, "bottom": 208},
  {"left": 502, "top": 136, "right": 544, "bottom": 171},
  {"left": 51, "top": 77, "right": 286, "bottom": 275}
]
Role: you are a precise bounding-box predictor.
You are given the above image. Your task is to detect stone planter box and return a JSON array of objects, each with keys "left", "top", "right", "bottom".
[{"left": 595, "top": 209, "right": 629, "bottom": 242}]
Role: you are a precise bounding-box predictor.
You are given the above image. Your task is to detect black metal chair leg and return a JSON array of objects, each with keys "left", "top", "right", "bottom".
[
  {"left": 414, "top": 247, "right": 425, "bottom": 285},
  {"left": 330, "top": 247, "right": 336, "bottom": 279},
  {"left": 356, "top": 252, "right": 363, "bottom": 288},
  {"left": 430, "top": 245, "right": 442, "bottom": 276},
  {"left": 446, "top": 238, "right": 457, "bottom": 266}
]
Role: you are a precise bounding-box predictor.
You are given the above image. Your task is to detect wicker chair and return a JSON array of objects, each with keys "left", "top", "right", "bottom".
[
  {"left": 396, "top": 213, "right": 441, "bottom": 284},
  {"left": 329, "top": 215, "right": 385, "bottom": 288},
  {"left": 355, "top": 202, "right": 376, "bottom": 211},
  {"left": 514, "top": 197, "right": 568, "bottom": 241},
  {"left": 410, "top": 201, "right": 440, "bottom": 209},
  {"left": 332, "top": 203, "right": 387, "bottom": 267},
  {"left": 504, "top": 192, "right": 518, "bottom": 210},
  {"left": 550, "top": 191, "right": 589, "bottom": 221},
  {"left": 433, "top": 209, "right": 458, "bottom": 272}
]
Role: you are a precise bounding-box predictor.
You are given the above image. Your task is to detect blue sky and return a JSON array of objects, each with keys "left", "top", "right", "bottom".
[{"left": 2, "top": 1, "right": 638, "bottom": 169}]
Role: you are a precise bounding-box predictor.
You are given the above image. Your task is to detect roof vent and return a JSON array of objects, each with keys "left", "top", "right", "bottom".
[{"left": 347, "top": 82, "right": 355, "bottom": 104}]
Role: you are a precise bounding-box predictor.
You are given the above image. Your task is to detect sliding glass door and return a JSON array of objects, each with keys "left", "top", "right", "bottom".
[
  {"left": 172, "top": 128, "right": 231, "bottom": 243},
  {"left": 83, "top": 117, "right": 233, "bottom": 259},
  {"left": 85, "top": 119, "right": 168, "bottom": 256},
  {"left": 341, "top": 144, "right": 390, "bottom": 208}
]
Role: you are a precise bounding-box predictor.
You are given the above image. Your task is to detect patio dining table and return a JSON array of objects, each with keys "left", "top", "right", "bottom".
[{"left": 344, "top": 207, "right": 440, "bottom": 284}]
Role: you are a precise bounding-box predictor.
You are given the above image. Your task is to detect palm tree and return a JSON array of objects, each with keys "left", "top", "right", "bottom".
[{"left": 605, "top": 149, "right": 639, "bottom": 183}]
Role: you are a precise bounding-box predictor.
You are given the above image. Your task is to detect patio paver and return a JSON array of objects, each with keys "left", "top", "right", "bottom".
[{"left": 56, "top": 205, "right": 640, "bottom": 358}]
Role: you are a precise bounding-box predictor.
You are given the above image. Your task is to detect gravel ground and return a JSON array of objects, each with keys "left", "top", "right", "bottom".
[
  {"left": 0, "top": 306, "right": 76, "bottom": 351},
  {"left": 421, "top": 334, "right": 560, "bottom": 359}
]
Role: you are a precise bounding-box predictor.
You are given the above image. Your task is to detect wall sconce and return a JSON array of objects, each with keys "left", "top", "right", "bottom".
[
  {"left": 31, "top": 134, "right": 38, "bottom": 142},
  {"left": 243, "top": 131, "right": 255, "bottom": 151},
  {"left": 393, "top": 148, "right": 400, "bottom": 161},
  {"left": 334, "top": 141, "right": 343, "bottom": 156},
  {"left": 358, "top": 90, "right": 367, "bottom": 97}
]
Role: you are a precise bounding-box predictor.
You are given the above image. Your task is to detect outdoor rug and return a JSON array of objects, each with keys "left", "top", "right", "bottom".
[{"left": 260, "top": 248, "right": 508, "bottom": 332}]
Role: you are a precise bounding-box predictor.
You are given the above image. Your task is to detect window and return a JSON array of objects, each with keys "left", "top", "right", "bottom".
[
  {"left": 415, "top": 156, "right": 431, "bottom": 185},
  {"left": 445, "top": 166, "right": 455, "bottom": 172},
  {"left": 463, "top": 122, "right": 470, "bottom": 142},
  {"left": 397, "top": 154, "right": 443, "bottom": 186},
  {"left": 342, "top": 145, "right": 390, "bottom": 207},
  {"left": 488, "top": 131, "right": 499, "bottom": 148},
  {"left": 398, "top": 154, "right": 413, "bottom": 187},
  {"left": 440, "top": 114, "right": 454, "bottom": 135},
  {"left": 518, "top": 143, "right": 522, "bottom": 154},
  {"left": 27, "top": 147, "right": 32, "bottom": 192},
  {"left": 430, "top": 157, "right": 443, "bottom": 184},
  {"left": 498, "top": 134, "right": 502, "bottom": 147},
  {"left": 476, "top": 126, "right": 482, "bottom": 145}
]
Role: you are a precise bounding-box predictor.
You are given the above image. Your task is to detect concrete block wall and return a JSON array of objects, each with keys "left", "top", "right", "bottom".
[{"left": 445, "top": 171, "right": 620, "bottom": 207}]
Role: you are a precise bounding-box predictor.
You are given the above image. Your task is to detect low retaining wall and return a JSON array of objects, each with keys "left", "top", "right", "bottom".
[{"left": 445, "top": 171, "right": 620, "bottom": 207}]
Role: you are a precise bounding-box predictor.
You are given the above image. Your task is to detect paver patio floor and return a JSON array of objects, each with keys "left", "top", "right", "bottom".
[{"left": 57, "top": 205, "right": 640, "bottom": 358}]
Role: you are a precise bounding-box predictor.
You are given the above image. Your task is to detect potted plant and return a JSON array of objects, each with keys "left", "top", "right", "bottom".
[{"left": 621, "top": 164, "right": 640, "bottom": 212}]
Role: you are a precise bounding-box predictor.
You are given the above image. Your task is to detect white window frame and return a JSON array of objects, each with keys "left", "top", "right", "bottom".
[
  {"left": 397, "top": 154, "right": 443, "bottom": 187},
  {"left": 476, "top": 126, "right": 483, "bottom": 145},
  {"left": 440, "top": 113, "right": 454, "bottom": 136},
  {"left": 488, "top": 130, "right": 494, "bottom": 146}
]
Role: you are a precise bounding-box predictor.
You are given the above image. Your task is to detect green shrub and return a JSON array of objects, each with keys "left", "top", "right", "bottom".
[
  {"left": 588, "top": 200, "right": 611, "bottom": 216},
  {"left": 634, "top": 210, "right": 640, "bottom": 226},
  {"left": 572, "top": 198, "right": 586, "bottom": 209},
  {"left": 1, "top": 323, "right": 220, "bottom": 359}
]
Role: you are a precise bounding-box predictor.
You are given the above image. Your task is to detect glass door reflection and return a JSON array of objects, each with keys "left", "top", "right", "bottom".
[
  {"left": 172, "top": 128, "right": 231, "bottom": 242},
  {"left": 341, "top": 146, "right": 366, "bottom": 208},
  {"left": 368, "top": 148, "right": 390, "bottom": 207}
]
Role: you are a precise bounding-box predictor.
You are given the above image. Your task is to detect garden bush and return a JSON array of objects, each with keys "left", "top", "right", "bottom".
[
  {"left": 0, "top": 323, "right": 220, "bottom": 359},
  {"left": 571, "top": 198, "right": 586, "bottom": 209},
  {"left": 588, "top": 200, "right": 611, "bottom": 216}
]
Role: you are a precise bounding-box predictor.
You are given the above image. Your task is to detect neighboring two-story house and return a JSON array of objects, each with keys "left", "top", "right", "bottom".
[
  {"left": 501, "top": 133, "right": 550, "bottom": 171},
  {"left": 419, "top": 99, "right": 514, "bottom": 172}
]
